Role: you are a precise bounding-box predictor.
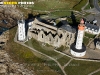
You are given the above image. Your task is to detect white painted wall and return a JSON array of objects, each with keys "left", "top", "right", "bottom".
[
  {"left": 18, "top": 20, "right": 26, "bottom": 41},
  {"left": 76, "top": 30, "right": 84, "bottom": 49},
  {"left": 70, "top": 49, "right": 86, "bottom": 57}
]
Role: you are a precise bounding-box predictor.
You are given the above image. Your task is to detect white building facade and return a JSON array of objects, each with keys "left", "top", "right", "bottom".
[
  {"left": 85, "top": 23, "right": 100, "bottom": 35},
  {"left": 18, "top": 20, "right": 26, "bottom": 41}
]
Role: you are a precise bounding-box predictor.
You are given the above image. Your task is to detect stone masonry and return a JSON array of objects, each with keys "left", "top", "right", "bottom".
[{"left": 27, "top": 18, "right": 75, "bottom": 48}]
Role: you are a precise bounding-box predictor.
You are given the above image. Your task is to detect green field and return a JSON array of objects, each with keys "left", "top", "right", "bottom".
[
  {"left": 14, "top": 0, "right": 80, "bottom": 11},
  {"left": 83, "top": 37, "right": 89, "bottom": 46},
  {"left": 64, "top": 60, "right": 100, "bottom": 75},
  {"left": 89, "top": 0, "right": 94, "bottom": 8},
  {"left": 85, "top": 3, "right": 91, "bottom": 10},
  {"left": 7, "top": 27, "right": 63, "bottom": 75},
  {"left": 57, "top": 55, "right": 71, "bottom": 66},
  {"left": 13, "top": 0, "right": 82, "bottom": 17},
  {"left": 24, "top": 0, "right": 80, "bottom": 10},
  {"left": 85, "top": 32, "right": 96, "bottom": 38},
  {"left": 51, "top": 11, "right": 71, "bottom": 17},
  {"left": 11, "top": 0, "right": 91, "bottom": 18},
  {"left": 56, "top": 45, "right": 66, "bottom": 52},
  {"left": 25, "top": 38, "right": 63, "bottom": 58},
  {"left": 98, "top": 0, "right": 100, "bottom": 6},
  {"left": 73, "top": 0, "right": 88, "bottom": 11}
]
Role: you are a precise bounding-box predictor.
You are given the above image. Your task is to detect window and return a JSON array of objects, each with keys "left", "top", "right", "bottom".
[
  {"left": 57, "top": 39, "right": 58, "bottom": 42},
  {"left": 67, "top": 35, "right": 69, "bottom": 38},
  {"left": 42, "top": 34, "right": 43, "bottom": 38},
  {"left": 49, "top": 38, "right": 51, "bottom": 41}
]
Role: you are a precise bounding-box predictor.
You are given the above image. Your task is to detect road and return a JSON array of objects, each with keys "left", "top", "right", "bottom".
[{"left": 93, "top": 0, "right": 100, "bottom": 12}]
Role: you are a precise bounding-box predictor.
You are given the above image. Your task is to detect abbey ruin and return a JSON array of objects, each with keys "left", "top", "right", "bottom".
[{"left": 27, "top": 18, "right": 76, "bottom": 48}]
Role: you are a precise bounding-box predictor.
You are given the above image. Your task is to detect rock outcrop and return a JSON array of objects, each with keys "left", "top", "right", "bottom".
[
  {"left": 0, "top": 50, "right": 34, "bottom": 75},
  {"left": 0, "top": 4, "right": 23, "bottom": 28}
]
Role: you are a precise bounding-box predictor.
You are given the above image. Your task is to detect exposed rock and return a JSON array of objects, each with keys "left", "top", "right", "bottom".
[
  {"left": 0, "top": 1, "right": 34, "bottom": 75},
  {"left": 0, "top": 7, "right": 4, "bottom": 13},
  {"left": 0, "top": 64, "right": 7, "bottom": 73},
  {"left": 0, "top": 50, "right": 34, "bottom": 75},
  {"left": 0, "top": 3, "right": 23, "bottom": 28}
]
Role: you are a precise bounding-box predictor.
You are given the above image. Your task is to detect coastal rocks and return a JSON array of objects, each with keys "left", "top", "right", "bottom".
[
  {"left": 0, "top": 64, "right": 7, "bottom": 73},
  {"left": 0, "top": 50, "right": 34, "bottom": 75},
  {"left": 0, "top": 3, "right": 23, "bottom": 28},
  {"left": 0, "top": 7, "right": 4, "bottom": 13},
  {"left": 0, "top": 1, "right": 34, "bottom": 75}
]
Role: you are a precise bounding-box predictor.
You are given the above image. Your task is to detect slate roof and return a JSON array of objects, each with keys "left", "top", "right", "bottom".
[
  {"left": 85, "top": 23, "right": 99, "bottom": 31},
  {"left": 36, "top": 18, "right": 76, "bottom": 33},
  {"left": 28, "top": 18, "right": 34, "bottom": 22},
  {"left": 60, "top": 20, "right": 76, "bottom": 33}
]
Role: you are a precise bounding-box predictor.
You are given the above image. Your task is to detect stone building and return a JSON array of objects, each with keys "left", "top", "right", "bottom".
[
  {"left": 27, "top": 18, "right": 76, "bottom": 48},
  {"left": 96, "top": 41, "right": 100, "bottom": 49}
]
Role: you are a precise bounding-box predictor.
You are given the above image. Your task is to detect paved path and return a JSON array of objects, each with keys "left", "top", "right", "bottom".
[
  {"left": 87, "top": 34, "right": 99, "bottom": 47},
  {"left": 63, "top": 58, "right": 73, "bottom": 69},
  {"left": 85, "top": 47, "right": 100, "bottom": 59},
  {"left": 88, "top": 68, "right": 100, "bottom": 75},
  {"left": 83, "top": 0, "right": 100, "bottom": 14},
  {"left": 93, "top": 0, "right": 100, "bottom": 12},
  {"left": 82, "top": 0, "right": 89, "bottom": 11}
]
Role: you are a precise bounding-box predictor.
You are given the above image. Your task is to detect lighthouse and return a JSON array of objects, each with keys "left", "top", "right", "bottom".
[
  {"left": 18, "top": 20, "right": 26, "bottom": 41},
  {"left": 70, "top": 19, "right": 86, "bottom": 57}
]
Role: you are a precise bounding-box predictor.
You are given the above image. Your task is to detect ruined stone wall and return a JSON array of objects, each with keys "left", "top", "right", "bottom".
[
  {"left": 96, "top": 41, "right": 100, "bottom": 49},
  {"left": 28, "top": 19, "right": 75, "bottom": 47}
]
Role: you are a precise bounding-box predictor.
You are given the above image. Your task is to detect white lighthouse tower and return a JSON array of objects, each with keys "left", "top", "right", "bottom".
[
  {"left": 18, "top": 19, "right": 26, "bottom": 41},
  {"left": 70, "top": 19, "right": 86, "bottom": 57}
]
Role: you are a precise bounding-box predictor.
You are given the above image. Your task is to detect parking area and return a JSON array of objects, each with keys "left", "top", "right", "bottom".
[{"left": 86, "top": 14, "right": 100, "bottom": 26}]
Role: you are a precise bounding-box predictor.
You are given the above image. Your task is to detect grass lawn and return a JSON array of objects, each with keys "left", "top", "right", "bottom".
[
  {"left": 31, "top": 0, "right": 69, "bottom": 11},
  {"left": 73, "top": 0, "right": 88, "bottom": 11},
  {"left": 7, "top": 26, "right": 63, "bottom": 75},
  {"left": 13, "top": 0, "right": 81, "bottom": 18},
  {"left": 51, "top": 11, "right": 71, "bottom": 17},
  {"left": 56, "top": 45, "right": 65, "bottom": 52},
  {"left": 85, "top": 3, "right": 91, "bottom": 10},
  {"left": 93, "top": 71, "right": 100, "bottom": 75},
  {"left": 25, "top": 38, "right": 63, "bottom": 58},
  {"left": 64, "top": 60, "right": 100, "bottom": 75},
  {"left": 56, "top": 45, "right": 69, "bottom": 52},
  {"left": 14, "top": 0, "right": 80, "bottom": 11},
  {"left": 57, "top": 55, "right": 71, "bottom": 66},
  {"left": 99, "top": 0, "right": 100, "bottom": 6},
  {"left": 89, "top": 0, "right": 94, "bottom": 8},
  {"left": 85, "top": 32, "right": 96, "bottom": 38},
  {"left": 27, "top": 0, "right": 80, "bottom": 10},
  {"left": 83, "top": 37, "right": 89, "bottom": 46}
]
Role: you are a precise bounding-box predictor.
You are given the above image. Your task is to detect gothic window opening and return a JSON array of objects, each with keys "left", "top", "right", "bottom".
[
  {"left": 59, "top": 34, "right": 63, "bottom": 38},
  {"left": 42, "top": 34, "right": 43, "bottom": 38},
  {"left": 67, "top": 34, "right": 69, "bottom": 38},
  {"left": 49, "top": 38, "right": 51, "bottom": 41},
  {"left": 57, "top": 39, "right": 58, "bottom": 42}
]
